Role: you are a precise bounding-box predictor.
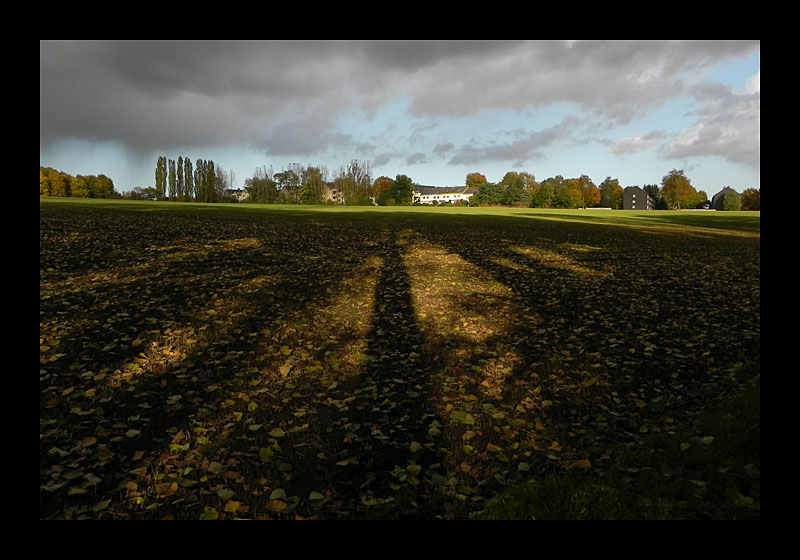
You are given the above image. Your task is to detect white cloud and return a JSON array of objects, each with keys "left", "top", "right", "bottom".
[
  {"left": 738, "top": 71, "right": 760, "bottom": 95},
  {"left": 406, "top": 152, "right": 427, "bottom": 165},
  {"left": 449, "top": 117, "right": 577, "bottom": 166},
  {"left": 664, "top": 73, "right": 760, "bottom": 168},
  {"left": 608, "top": 131, "right": 665, "bottom": 155}
]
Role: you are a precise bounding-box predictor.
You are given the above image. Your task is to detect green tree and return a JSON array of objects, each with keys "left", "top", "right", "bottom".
[
  {"left": 195, "top": 159, "right": 214, "bottom": 202},
  {"left": 372, "top": 176, "right": 396, "bottom": 206},
  {"left": 599, "top": 177, "right": 624, "bottom": 209},
  {"left": 661, "top": 169, "right": 695, "bottom": 209},
  {"left": 499, "top": 172, "right": 524, "bottom": 206},
  {"left": 40, "top": 167, "right": 52, "bottom": 196},
  {"left": 168, "top": 159, "right": 177, "bottom": 199},
  {"left": 195, "top": 159, "right": 206, "bottom": 202},
  {"left": 88, "top": 174, "right": 115, "bottom": 198},
  {"left": 559, "top": 179, "right": 584, "bottom": 208},
  {"left": 300, "top": 165, "right": 327, "bottom": 204},
  {"left": 177, "top": 156, "right": 185, "bottom": 199},
  {"left": 245, "top": 167, "right": 279, "bottom": 203},
  {"left": 741, "top": 188, "right": 760, "bottom": 211},
  {"left": 498, "top": 171, "right": 537, "bottom": 206},
  {"left": 576, "top": 175, "right": 600, "bottom": 208},
  {"left": 722, "top": 188, "right": 742, "bottom": 211},
  {"left": 392, "top": 174, "right": 414, "bottom": 205},
  {"left": 69, "top": 175, "right": 90, "bottom": 198},
  {"left": 43, "top": 167, "right": 69, "bottom": 197},
  {"left": 531, "top": 176, "right": 562, "bottom": 207},
  {"left": 206, "top": 160, "right": 216, "bottom": 202},
  {"left": 155, "top": 156, "right": 167, "bottom": 200},
  {"left": 275, "top": 169, "right": 300, "bottom": 193},
  {"left": 472, "top": 182, "right": 506, "bottom": 205},
  {"left": 520, "top": 172, "right": 538, "bottom": 202},
  {"left": 184, "top": 158, "right": 194, "bottom": 200},
  {"left": 372, "top": 176, "right": 393, "bottom": 201},
  {"left": 296, "top": 183, "right": 312, "bottom": 204},
  {"left": 690, "top": 190, "right": 710, "bottom": 209}
]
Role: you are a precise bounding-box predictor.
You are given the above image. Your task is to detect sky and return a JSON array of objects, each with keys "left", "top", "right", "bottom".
[{"left": 40, "top": 40, "right": 760, "bottom": 195}]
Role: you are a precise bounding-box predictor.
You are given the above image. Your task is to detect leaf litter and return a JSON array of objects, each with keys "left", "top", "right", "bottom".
[{"left": 40, "top": 204, "right": 759, "bottom": 519}]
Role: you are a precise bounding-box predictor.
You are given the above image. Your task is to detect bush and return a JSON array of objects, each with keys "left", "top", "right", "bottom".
[{"left": 723, "top": 190, "right": 742, "bottom": 211}]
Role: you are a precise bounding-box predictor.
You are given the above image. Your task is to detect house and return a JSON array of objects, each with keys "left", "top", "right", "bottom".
[
  {"left": 711, "top": 186, "right": 737, "bottom": 210},
  {"left": 622, "top": 186, "right": 653, "bottom": 210},
  {"left": 224, "top": 188, "right": 250, "bottom": 202},
  {"left": 322, "top": 184, "right": 342, "bottom": 204},
  {"left": 412, "top": 185, "right": 478, "bottom": 205}
]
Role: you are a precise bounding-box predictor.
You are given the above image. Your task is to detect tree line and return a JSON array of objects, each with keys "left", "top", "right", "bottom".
[
  {"left": 122, "top": 158, "right": 412, "bottom": 206},
  {"left": 124, "top": 156, "right": 236, "bottom": 203},
  {"left": 244, "top": 160, "right": 376, "bottom": 205},
  {"left": 40, "top": 167, "right": 117, "bottom": 199},
  {"left": 468, "top": 168, "right": 759, "bottom": 210},
  {"left": 239, "top": 162, "right": 760, "bottom": 211},
  {"left": 42, "top": 156, "right": 759, "bottom": 212},
  {"left": 243, "top": 161, "right": 423, "bottom": 207}
]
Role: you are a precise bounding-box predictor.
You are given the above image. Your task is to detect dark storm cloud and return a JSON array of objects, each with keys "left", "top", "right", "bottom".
[
  {"left": 41, "top": 41, "right": 274, "bottom": 152},
  {"left": 254, "top": 114, "right": 352, "bottom": 157},
  {"left": 40, "top": 40, "right": 366, "bottom": 153},
  {"left": 41, "top": 40, "right": 759, "bottom": 161}
]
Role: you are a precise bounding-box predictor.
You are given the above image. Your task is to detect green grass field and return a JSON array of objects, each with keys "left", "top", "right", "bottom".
[{"left": 40, "top": 199, "right": 760, "bottom": 519}]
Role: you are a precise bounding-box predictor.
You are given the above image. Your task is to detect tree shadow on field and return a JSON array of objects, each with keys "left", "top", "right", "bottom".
[
  {"left": 300, "top": 233, "right": 446, "bottom": 519},
  {"left": 40, "top": 206, "right": 759, "bottom": 519},
  {"left": 417, "top": 216, "right": 760, "bottom": 477},
  {"left": 39, "top": 208, "right": 385, "bottom": 519}
]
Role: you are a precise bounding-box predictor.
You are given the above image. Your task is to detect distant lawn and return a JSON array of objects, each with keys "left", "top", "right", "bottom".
[
  {"left": 40, "top": 198, "right": 759, "bottom": 520},
  {"left": 40, "top": 197, "right": 761, "bottom": 234}
]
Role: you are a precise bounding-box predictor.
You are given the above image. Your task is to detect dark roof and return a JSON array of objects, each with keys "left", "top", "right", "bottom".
[
  {"left": 414, "top": 185, "right": 470, "bottom": 195},
  {"left": 711, "top": 187, "right": 738, "bottom": 209},
  {"left": 712, "top": 186, "right": 737, "bottom": 198}
]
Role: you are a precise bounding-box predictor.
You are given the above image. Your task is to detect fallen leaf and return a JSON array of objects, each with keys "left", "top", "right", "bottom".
[
  {"left": 199, "top": 507, "right": 219, "bottom": 520},
  {"left": 224, "top": 500, "right": 241, "bottom": 512},
  {"left": 267, "top": 499, "right": 287, "bottom": 512}
]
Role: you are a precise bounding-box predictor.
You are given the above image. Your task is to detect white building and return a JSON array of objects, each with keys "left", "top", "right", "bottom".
[{"left": 412, "top": 185, "right": 478, "bottom": 205}]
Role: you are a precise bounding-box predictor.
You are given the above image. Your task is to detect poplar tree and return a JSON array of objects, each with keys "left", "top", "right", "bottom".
[
  {"left": 155, "top": 156, "right": 167, "bottom": 200},
  {"left": 206, "top": 160, "right": 216, "bottom": 202},
  {"left": 168, "top": 159, "right": 176, "bottom": 199},
  {"left": 195, "top": 159, "right": 206, "bottom": 202},
  {"left": 184, "top": 158, "right": 194, "bottom": 200},
  {"left": 177, "top": 156, "right": 184, "bottom": 199}
]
